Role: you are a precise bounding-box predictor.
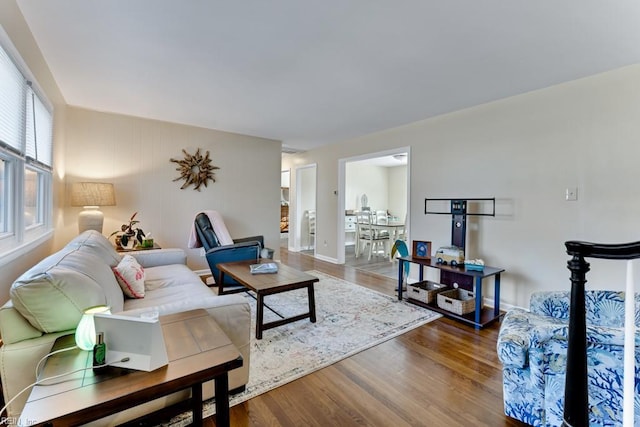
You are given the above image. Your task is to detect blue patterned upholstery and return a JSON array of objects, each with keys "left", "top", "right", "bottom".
[{"left": 497, "top": 291, "right": 640, "bottom": 426}]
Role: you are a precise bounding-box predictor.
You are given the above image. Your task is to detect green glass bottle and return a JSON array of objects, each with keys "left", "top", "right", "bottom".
[{"left": 93, "top": 332, "right": 106, "bottom": 369}]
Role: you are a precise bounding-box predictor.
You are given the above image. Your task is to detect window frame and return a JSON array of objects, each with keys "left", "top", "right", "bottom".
[{"left": 0, "top": 25, "right": 54, "bottom": 266}]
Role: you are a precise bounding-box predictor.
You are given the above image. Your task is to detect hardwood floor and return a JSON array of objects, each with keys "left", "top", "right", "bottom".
[{"left": 204, "top": 249, "right": 526, "bottom": 427}]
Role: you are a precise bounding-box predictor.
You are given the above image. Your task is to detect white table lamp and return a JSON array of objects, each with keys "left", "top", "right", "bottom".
[
  {"left": 75, "top": 305, "right": 111, "bottom": 351},
  {"left": 70, "top": 182, "right": 116, "bottom": 234}
]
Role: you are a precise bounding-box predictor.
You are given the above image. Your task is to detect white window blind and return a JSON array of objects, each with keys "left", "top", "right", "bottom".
[
  {"left": 0, "top": 42, "right": 26, "bottom": 153},
  {"left": 25, "top": 87, "right": 53, "bottom": 167}
]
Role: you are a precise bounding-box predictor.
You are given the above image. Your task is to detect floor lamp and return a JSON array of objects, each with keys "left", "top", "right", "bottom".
[{"left": 70, "top": 182, "right": 116, "bottom": 234}]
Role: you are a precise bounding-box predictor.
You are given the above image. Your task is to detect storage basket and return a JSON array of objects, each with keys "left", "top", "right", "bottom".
[
  {"left": 407, "top": 281, "right": 448, "bottom": 304},
  {"left": 437, "top": 288, "right": 475, "bottom": 315}
]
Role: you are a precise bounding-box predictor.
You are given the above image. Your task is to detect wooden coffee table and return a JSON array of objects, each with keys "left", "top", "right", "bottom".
[
  {"left": 217, "top": 261, "right": 319, "bottom": 339},
  {"left": 19, "top": 309, "right": 242, "bottom": 426}
]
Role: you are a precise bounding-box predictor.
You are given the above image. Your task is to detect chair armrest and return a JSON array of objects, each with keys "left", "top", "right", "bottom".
[
  {"left": 498, "top": 309, "right": 532, "bottom": 368},
  {"left": 206, "top": 240, "right": 262, "bottom": 257},
  {"left": 497, "top": 308, "right": 567, "bottom": 368},
  {"left": 233, "top": 235, "right": 264, "bottom": 248},
  {"left": 205, "top": 241, "right": 261, "bottom": 285},
  {"left": 232, "top": 236, "right": 274, "bottom": 259},
  {"left": 126, "top": 248, "right": 187, "bottom": 268}
]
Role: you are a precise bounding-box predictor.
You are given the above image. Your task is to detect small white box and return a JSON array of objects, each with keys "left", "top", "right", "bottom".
[{"left": 94, "top": 313, "right": 169, "bottom": 371}]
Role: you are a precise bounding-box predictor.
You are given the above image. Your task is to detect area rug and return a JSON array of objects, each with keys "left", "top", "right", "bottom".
[{"left": 165, "top": 270, "right": 440, "bottom": 425}]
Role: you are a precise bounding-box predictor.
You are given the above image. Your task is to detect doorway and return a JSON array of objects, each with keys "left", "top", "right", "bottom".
[
  {"left": 295, "top": 164, "right": 317, "bottom": 254},
  {"left": 280, "top": 170, "right": 290, "bottom": 248},
  {"left": 337, "top": 148, "right": 410, "bottom": 276}
]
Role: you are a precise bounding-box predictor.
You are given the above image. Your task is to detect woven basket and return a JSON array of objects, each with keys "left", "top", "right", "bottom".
[
  {"left": 437, "top": 288, "right": 475, "bottom": 315},
  {"left": 407, "top": 281, "right": 448, "bottom": 304}
]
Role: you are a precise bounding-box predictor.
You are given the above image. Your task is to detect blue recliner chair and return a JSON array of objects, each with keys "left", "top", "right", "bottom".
[
  {"left": 194, "top": 212, "right": 264, "bottom": 293},
  {"left": 497, "top": 290, "right": 640, "bottom": 426}
]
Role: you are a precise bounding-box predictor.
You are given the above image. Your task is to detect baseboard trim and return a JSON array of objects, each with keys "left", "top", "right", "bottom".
[{"left": 314, "top": 253, "right": 339, "bottom": 264}]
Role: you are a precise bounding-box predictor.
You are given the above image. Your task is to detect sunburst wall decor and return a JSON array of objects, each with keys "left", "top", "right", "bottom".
[{"left": 170, "top": 148, "right": 220, "bottom": 191}]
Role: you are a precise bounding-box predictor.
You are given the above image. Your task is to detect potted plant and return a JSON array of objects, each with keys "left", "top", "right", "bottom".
[{"left": 110, "top": 212, "right": 145, "bottom": 248}]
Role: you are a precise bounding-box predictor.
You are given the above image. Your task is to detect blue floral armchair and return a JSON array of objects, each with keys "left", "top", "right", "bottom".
[{"left": 497, "top": 290, "right": 640, "bottom": 426}]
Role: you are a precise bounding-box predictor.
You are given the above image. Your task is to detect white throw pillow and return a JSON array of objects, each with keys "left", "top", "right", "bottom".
[{"left": 113, "top": 255, "right": 145, "bottom": 299}]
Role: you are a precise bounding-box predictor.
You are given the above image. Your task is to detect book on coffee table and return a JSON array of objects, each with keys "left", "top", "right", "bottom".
[{"left": 250, "top": 262, "right": 278, "bottom": 274}]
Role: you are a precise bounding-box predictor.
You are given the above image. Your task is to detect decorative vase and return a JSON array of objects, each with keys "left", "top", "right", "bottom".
[{"left": 117, "top": 233, "right": 136, "bottom": 249}]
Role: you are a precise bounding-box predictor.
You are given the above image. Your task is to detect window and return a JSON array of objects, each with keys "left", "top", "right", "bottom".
[
  {"left": 0, "top": 25, "right": 53, "bottom": 261},
  {"left": 24, "top": 167, "right": 42, "bottom": 227},
  {"left": 0, "top": 157, "right": 8, "bottom": 234}
]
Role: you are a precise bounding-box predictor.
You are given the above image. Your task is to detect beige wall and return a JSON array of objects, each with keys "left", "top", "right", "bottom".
[
  {"left": 61, "top": 107, "right": 282, "bottom": 272},
  {"left": 388, "top": 166, "right": 407, "bottom": 221},
  {"left": 0, "top": 1, "right": 282, "bottom": 304},
  {"left": 345, "top": 163, "right": 389, "bottom": 212},
  {"left": 344, "top": 163, "right": 407, "bottom": 220},
  {"left": 287, "top": 65, "right": 640, "bottom": 308},
  {"left": 2, "top": 0, "right": 640, "bottom": 310}
]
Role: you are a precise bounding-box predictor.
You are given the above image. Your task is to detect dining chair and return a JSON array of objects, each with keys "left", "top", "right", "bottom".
[
  {"left": 395, "top": 213, "right": 408, "bottom": 242},
  {"left": 356, "top": 211, "right": 389, "bottom": 260},
  {"left": 375, "top": 210, "right": 388, "bottom": 225}
]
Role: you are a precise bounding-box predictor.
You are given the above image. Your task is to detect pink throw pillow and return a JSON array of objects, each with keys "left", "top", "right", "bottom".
[{"left": 113, "top": 255, "right": 145, "bottom": 299}]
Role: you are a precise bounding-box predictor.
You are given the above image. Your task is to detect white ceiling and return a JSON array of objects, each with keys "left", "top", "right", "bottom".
[{"left": 16, "top": 1, "right": 640, "bottom": 152}]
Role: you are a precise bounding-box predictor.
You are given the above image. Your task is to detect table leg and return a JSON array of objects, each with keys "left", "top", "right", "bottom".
[
  {"left": 308, "top": 284, "right": 316, "bottom": 322},
  {"left": 474, "top": 277, "right": 483, "bottom": 329},
  {"left": 217, "top": 271, "right": 225, "bottom": 296},
  {"left": 214, "top": 373, "right": 231, "bottom": 427},
  {"left": 192, "top": 382, "right": 203, "bottom": 425},
  {"left": 397, "top": 260, "right": 404, "bottom": 301},
  {"left": 256, "top": 293, "right": 264, "bottom": 339},
  {"left": 494, "top": 273, "right": 501, "bottom": 317}
]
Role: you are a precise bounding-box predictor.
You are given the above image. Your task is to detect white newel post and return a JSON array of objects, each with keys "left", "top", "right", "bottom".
[{"left": 623, "top": 260, "right": 635, "bottom": 426}]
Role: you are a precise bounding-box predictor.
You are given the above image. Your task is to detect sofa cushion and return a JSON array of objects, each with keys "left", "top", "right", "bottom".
[
  {"left": 62, "top": 230, "right": 125, "bottom": 311},
  {"left": 10, "top": 249, "right": 120, "bottom": 333},
  {"left": 65, "top": 230, "right": 122, "bottom": 267},
  {"left": 113, "top": 255, "right": 145, "bottom": 298},
  {"left": 143, "top": 264, "right": 203, "bottom": 291},
  {"left": 122, "top": 264, "right": 214, "bottom": 312}
]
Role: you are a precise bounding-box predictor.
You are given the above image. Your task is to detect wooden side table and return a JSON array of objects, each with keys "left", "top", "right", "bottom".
[
  {"left": 20, "top": 310, "right": 242, "bottom": 426},
  {"left": 115, "top": 242, "right": 161, "bottom": 252}
]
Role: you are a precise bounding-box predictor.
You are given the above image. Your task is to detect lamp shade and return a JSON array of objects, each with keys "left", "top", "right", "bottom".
[
  {"left": 70, "top": 182, "right": 116, "bottom": 207},
  {"left": 70, "top": 182, "right": 116, "bottom": 234},
  {"left": 75, "top": 305, "right": 111, "bottom": 351}
]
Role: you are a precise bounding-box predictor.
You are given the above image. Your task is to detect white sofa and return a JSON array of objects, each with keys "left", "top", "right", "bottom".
[{"left": 0, "top": 230, "right": 251, "bottom": 424}]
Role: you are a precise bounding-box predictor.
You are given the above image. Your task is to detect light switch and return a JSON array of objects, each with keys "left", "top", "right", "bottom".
[{"left": 565, "top": 187, "right": 578, "bottom": 201}]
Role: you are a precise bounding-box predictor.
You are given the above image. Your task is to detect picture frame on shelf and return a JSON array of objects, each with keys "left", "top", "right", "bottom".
[{"left": 412, "top": 240, "right": 432, "bottom": 260}]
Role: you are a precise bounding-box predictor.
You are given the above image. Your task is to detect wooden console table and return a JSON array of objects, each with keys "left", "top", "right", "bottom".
[
  {"left": 20, "top": 310, "right": 242, "bottom": 426},
  {"left": 397, "top": 256, "right": 505, "bottom": 329}
]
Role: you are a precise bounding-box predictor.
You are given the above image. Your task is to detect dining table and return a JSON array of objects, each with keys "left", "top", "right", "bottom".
[{"left": 370, "top": 221, "right": 406, "bottom": 260}]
